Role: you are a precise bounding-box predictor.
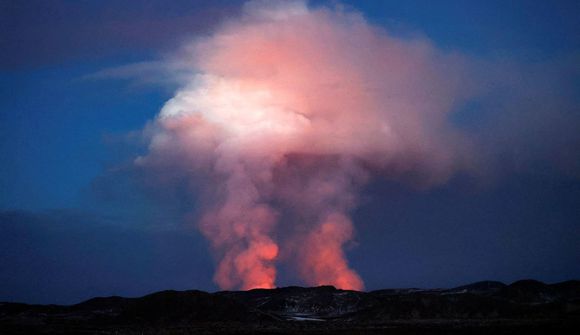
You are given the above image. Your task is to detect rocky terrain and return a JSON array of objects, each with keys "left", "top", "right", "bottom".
[{"left": 1, "top": 279, "right": 579, "bottom": 334}]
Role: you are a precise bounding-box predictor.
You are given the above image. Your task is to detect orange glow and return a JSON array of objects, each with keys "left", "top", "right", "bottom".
[
  {"left": 140, "top": 0, "right": 471, "bottom": 290},
  {"left": 299, "top": 213, "right": 364, "bottom": 290}
]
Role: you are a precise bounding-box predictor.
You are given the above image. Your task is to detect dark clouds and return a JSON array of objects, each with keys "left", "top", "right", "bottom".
[
  {"left": 0, "top": 0, "right": 243, "bottom": 70},
  {"left": 350, "top": 174, "right": 580, "bottom": 290},
  {"left": 455, "top": 53, "right": 580, "bottom": 181},
  {"left": 0, "top": 210, "right": 213, "bottom": 304}
]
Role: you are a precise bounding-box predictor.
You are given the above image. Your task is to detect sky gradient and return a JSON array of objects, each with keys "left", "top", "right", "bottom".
[{"left": 1, "top": 0, "right": 579, "bottom": 304}]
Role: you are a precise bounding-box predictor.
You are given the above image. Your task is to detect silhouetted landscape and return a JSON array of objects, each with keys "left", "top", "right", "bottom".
[
  {"left": 4, "top": 0, "right": 580, "bottom": 333},
  {"left": 2, "top": 279, "right": 579, "bottom": 334}
]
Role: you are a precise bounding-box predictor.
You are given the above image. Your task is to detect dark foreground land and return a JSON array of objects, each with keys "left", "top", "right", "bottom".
[{"left": 1, "top": 279, "right": 579, "bottom": 334}]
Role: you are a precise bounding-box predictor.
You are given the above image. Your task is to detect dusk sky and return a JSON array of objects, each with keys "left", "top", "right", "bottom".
[{"left": 1, "top": 0, "right": 580, "bottom": 305}]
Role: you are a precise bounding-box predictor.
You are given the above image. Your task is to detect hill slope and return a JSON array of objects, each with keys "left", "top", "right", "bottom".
[{"left": 1, "top": 279, "right": 579, "bottom": 334}]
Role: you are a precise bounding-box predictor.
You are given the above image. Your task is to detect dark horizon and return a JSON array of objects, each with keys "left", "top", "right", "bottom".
[{"left": 2, "top": 277, "right": 578, "bottom": 305}]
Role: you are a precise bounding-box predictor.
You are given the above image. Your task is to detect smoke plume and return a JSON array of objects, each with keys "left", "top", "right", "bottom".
[{"left": 137, "top": 0, "right": 473, "bottom": 290}]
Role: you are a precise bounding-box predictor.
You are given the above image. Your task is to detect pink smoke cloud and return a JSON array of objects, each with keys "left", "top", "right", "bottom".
[{"left": 136, "top": 0, "right": 474, "bottom": 290}]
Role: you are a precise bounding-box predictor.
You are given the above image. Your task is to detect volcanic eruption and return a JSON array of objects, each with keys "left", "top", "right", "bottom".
[{"left": 137, "top": 0, "right": 473, "bottom": 291}]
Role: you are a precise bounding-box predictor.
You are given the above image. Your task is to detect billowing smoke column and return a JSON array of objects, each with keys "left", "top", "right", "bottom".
[{"left": 138, "top": 1, "right": 472, "bottom": 290}]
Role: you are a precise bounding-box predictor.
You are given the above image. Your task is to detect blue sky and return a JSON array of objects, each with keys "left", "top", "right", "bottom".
[{"left": 1, "top": 0, "right": 579, "bottom": 304}]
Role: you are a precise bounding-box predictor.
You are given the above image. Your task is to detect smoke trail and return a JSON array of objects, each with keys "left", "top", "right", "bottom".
[{"left": 137, "top": 0, "right": 472, "bottom": 290}]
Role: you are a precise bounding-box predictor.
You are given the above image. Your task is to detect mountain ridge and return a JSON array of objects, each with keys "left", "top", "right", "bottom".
[{"left": 1, "top": 279, "right": 579, "bottom": 334}]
